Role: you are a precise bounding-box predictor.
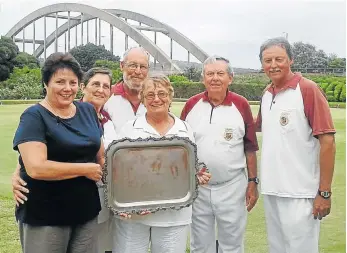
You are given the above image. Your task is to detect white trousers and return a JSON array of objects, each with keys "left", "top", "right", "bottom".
[
  {"left": 112, "top": 218, "right": 189, "bottom": 253},
  {"left": 191, "top": 172, "right": 247, "bottom": 253},
  {"left": 263, "top": 195, "right": 320, "bottom": 253}
]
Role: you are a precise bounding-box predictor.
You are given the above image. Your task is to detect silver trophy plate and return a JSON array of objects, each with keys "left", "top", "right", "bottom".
[{"left": 103, "top": 136, "right": 203, "bottom": 215}]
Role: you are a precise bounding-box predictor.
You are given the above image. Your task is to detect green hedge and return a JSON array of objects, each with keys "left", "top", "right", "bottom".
[
  {"left": 0, "top": 71, "right": 345, "bottom": 103},
  {"left": 1, "top": 99, "right": 345, "bottom": 108}
]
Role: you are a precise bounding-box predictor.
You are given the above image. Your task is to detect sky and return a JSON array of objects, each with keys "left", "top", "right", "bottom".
[{"left": 0, "top": 0, "right": 346, "bottom": 69}]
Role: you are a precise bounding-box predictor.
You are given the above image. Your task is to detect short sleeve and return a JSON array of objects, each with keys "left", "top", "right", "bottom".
[
  {"left": 300, "top": 79, "right": 336, "bottom": 137},
  {"left": 232, "top": 94, "right": 259, "bottom": 152},
  {"left": 13, "top": 107, "right": 46, "bottom": 151},
  {"left": 242, "top": 102, "right": 259, "bottom": 152}
]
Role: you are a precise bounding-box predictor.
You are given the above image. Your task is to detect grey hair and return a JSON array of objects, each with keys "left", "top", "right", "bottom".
[
  {"left": 122, "top": 46, "right": 150, "bottom": 64},
  {"left": 202, "top": 55, "right": 234, "bottom": 77},
  {"left": 82, "top": 67, "right": 112, "bottom": 85},
  {"left": 259, "top": 37, "right": 293, "bottom": 61}
]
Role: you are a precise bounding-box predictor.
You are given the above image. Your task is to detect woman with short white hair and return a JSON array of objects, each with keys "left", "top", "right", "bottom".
[{"left": 112, "top": 74, "right": 211, "bottom": 253}]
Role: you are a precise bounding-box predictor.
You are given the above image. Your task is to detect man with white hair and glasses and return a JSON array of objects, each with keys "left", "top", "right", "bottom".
[
  {"left": 181, "top": 55, "right": 259, "bottom": 253},
  {"left": 104, "top": 46, "right": 149, "bottom": 132}
]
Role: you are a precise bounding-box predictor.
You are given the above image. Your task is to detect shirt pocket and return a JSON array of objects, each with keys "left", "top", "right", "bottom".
[{"left": 278, "top": 108, "right": 296, "bottom": 134}]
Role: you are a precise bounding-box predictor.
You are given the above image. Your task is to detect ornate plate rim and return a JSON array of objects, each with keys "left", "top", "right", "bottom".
[{"left": 102, "top": 136, "right": 203, "bottom": 216}]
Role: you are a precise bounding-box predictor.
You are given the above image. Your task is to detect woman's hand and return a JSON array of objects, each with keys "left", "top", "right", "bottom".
[
  {"left": 197, "top": 168, "right": 211, "bottom": 185},
  {"left": 84, "top": 163, "right": 103, "bottom": 182},
  {"left": 12, "top": 172, "right": 29, "bottom": 206}
]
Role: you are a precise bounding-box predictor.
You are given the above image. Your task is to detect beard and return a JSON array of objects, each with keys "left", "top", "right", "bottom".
[{"left": 123, "top": 73, "right": 144, "bottom": 92}]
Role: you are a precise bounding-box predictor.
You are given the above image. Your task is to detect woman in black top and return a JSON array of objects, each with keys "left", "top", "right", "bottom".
[{"left": 13, "top": 52, "right": 104, "bottom": 253}]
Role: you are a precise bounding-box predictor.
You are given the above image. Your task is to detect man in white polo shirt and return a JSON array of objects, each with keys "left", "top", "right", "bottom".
[
  {"left": 181, "top": 55, "right": 259, "bottom": 253},
  {"left": 103, "top": 46, "right": 148, "bottom": 132},
  {"left": 256, "top": 37, "right": 336, "bottom": 253}
]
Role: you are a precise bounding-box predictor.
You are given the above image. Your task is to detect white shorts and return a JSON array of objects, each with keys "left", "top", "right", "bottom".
[{"left": 263, "top": 195, "right": 320, "bottom": 253}]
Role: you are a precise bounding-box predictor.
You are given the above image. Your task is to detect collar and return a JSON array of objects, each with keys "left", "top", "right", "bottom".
[
  {"left": 111, "top": 81, "right": 127, "bottom": 98},
  {"left": 133, "top": 113, "right": 189, "bottom": 136},
  {"left": 266, "top": 72, "right": 302, "bottom": 94},
  {"left": 202, "top": 90, "right": 233, "bottom": 106},
  {"left": 79, "top": 97, "right": 111, "bottom": 126}
]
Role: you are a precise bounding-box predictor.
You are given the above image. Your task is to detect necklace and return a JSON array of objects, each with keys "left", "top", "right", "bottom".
[{"left": 43, "top": 99, "right": 74, "bottom": 119}]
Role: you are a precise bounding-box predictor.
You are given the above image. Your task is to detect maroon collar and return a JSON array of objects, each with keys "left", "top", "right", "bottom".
[
  {"left": 266, "top": 73, "right": 302, "bottom": 94},
  {"left": 79, "top": 97, "right": 111, "bottom": 127},
  {"left": 202, "top": 90, "right": 233, "bottom": 106},
  {"left": 111, "top": 81, "right": 127, "bottom": 98}
]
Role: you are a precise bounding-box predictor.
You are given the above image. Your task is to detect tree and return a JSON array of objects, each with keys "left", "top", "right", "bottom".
[
  {"left": 13, "top": 52, "right": 40, "bottom": 69},
  {"left": 0, "top": 36, "right": 19, "bottom": 81},
  {"left": 183, "top": 66, "right": 201, "bottom": 82},
  {"left": 93, "top": 60, "right": 122, "bottom": 83},
  {"left": 69, "top": 43, "right": 120, "bottom": 71},
  {"left": 292, "top": 42, "right": 328, "bottom": 69}
]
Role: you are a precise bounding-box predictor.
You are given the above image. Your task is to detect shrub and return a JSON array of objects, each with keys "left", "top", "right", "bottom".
[
  {"left": 340, "top": 85, "right": 346, "bottom": 102},
  {"left": 333, "top": 84, "right": 343, "bottom": 102},
  {"left": 169, "top": 75, "right": 190, "bottom": 83}
]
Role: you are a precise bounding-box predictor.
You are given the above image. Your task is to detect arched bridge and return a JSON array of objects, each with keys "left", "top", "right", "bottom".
[{"left": 6, "top": 3, "right": 209, "bottom": 72}]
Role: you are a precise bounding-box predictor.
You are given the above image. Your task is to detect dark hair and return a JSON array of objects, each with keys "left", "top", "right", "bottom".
[
  {"left": 259, "top": 37, "right": 293, "bottom": 61},
  {"left": 82, "top": 67, "right": 113, "bottom": 86},
  {"left": 41, "top": 52, "right": 83, "bottom": 95}
]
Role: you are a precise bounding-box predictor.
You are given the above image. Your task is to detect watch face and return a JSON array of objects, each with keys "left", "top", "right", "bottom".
[{"left": 320, "top": 191, "right": 331, "bottom": 198}]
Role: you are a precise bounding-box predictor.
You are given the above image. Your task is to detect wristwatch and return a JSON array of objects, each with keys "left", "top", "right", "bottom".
[
  {"left": 248, "top": 177, "right": 259, "bottom": 184},
  {"left": 318, "top": 190, "right": 332, "bottom": 199}
]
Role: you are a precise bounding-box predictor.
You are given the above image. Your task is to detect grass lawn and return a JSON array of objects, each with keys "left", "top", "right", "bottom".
[{"left": 0, "top": 103, "right": 345, "bottom": 253}]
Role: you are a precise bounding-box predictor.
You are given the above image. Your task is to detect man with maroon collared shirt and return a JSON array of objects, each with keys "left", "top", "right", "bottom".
[
  {"left": 181, "top": 55, "right": 259, "bottom": 253},
  {"left": 256, "top": 37, "right": 336, "bottom": 253},
  {"left": 104, "top": 47, "right": 149, "bottom": 133}
]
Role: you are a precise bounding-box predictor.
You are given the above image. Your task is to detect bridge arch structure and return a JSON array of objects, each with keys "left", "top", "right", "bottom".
[{"left": 6, "top": 3, "right": 209, "bottom": 72}]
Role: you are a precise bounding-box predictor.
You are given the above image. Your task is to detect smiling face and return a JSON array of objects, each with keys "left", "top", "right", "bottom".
[
  {"left": 142, "top": 80, "right": 172, "bottom": 116},
  {"left": 81, "top": 73, "right": 111, "bottom": 108},
  {"left": 45, "top": 68, "right": 78, "bottom": 107},
  {"left": 121, "top": 48, "right": 149, "bottom": 92},
  {"left": 203, "top": 60, "right": 233, "bottom": 96},
  {"left": 261, "top": 45, "right": 293, "bottom": 83}
]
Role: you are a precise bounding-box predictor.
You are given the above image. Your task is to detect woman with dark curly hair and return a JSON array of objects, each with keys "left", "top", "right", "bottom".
[{"left": 12, "top": 52, "right": 104, "bottom": 253}]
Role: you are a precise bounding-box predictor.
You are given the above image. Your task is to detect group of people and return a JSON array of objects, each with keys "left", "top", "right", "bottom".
[{"left": 11, "top": 36, "right": 336, "bottom": 253}]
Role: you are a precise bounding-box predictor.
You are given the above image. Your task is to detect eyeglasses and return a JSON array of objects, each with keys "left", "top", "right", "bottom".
[
  {"left": 125, "top": 62, "right": 149, "bottom": 71},
  {"left": 144, "top": 91, "right": 169, "bottom": 100}
]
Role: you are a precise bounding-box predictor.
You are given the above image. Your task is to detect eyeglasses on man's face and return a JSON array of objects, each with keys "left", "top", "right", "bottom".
[
  {"left": 144, "top": 91, "right": 169, "bottom": 100},
  {"left": 125, "top": 62, "right": 149, "bottom": 71}
]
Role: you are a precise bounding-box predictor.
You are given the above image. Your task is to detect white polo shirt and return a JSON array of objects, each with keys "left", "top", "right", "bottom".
[
  {"left": 256, "top": 73, "right": 336, "bottom": 198},
  {"left": 181, "top": 91, "right": 258, "bottom": 185},
  {"left": 116, "top": 113, "right": 195, "bottom": 227},
  {"left": 103, "top": 82, "right": 146, "bottom": 134}
]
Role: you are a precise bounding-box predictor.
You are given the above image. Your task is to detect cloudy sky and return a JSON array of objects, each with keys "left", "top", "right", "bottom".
[{"left": 0, "top": 0, "right": 345, "bottom": 69}]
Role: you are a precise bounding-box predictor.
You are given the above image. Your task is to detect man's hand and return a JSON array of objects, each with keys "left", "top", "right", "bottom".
[
  {"left": 12, "top": 172, "right": 29, "bottom": 206},
  {"left": 246, "top": 182, "right": 258, "bottom": 212},
  {"left": 312, "top": 195, "right": 331, "bottom": 220}
]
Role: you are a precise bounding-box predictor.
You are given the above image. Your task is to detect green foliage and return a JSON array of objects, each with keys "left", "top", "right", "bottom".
[
  {"left": 340, "top": 85, "right": 346, "bottom": 102},
  {"left": 326, "top": 91, "right": 336, "bottom": 102},
  {"left": 13, "top": 52, "right": 39, "bottom": 69},
  {"left": 182, "top": 66, "right": 201, "bottom": 82},
  {"left": 93, "top": 59, "right": 120, "bottom": 70},
  {"left": 0, "top": 67, "right": 42, "bottom": 99},
  {"left": 320, "top": 83, "right": 329, "bottom": 92},
  {"left": 0, "top": 36, "right": 19, "bottom": 81},
  {"left": 69, "top": 43, "right": 120, "bottom": 71},
  {"left": 169, "top": 75, "right": 190, "bottom": 83},
  {"left": 93, "top": 59, "right": 122, "bottom": 83},
  {"left": 334, "top": 84, "right": 343, "bottom": 102}
]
